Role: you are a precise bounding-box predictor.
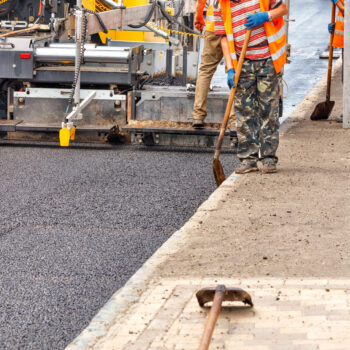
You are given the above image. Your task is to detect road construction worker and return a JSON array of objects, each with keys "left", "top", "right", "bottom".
[
  {"left": 192, "top": 0, "right": 235, "bottom": 128},
  {"left": 214, "top": 0, "right": 288, "bottom": 174},
  {"left": 329, "top": 0, "right": 344, "bottom": 122}
]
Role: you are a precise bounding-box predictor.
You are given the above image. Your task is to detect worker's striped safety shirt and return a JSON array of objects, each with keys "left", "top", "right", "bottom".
[{"left": 214, "top": 0, "right": 287, "bottom": 73}]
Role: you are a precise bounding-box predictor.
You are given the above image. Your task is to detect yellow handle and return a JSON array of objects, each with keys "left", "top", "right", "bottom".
[{"left": 59, "top": 128, "right": 70, "bottom": 147}]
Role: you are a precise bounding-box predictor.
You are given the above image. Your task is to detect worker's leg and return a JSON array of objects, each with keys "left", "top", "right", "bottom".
[
  {"left": 257, "top": 58, "right": 281, "bottom": 164},
  {"left": 192, "top": 31, "right": 223, "bottom": 122},
  {"left": 234, "top": 59, "right": 260, "bottom": 163}
]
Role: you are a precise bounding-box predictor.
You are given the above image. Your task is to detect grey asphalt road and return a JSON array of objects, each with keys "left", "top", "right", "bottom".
[
  {"left": 0, "top": 0, "right": 335, "bottom": 349},
  {"left": 0, "top": 144, "right": 237, "bottom": 349}
]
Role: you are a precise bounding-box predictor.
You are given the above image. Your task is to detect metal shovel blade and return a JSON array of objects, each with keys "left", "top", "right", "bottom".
[
  {"left": 196, "top": 286, "right": 253, "bottom": 307},
  {"left": 213, "top": 158, "right": 226, "bottom": 187},
  {"left": 310, "top": 100, "right": 335, "bottom": 121}
]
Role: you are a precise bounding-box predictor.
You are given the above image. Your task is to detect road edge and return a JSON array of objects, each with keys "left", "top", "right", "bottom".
[{"left": 66, "top": 58, "right": 343, "bottom": 350}]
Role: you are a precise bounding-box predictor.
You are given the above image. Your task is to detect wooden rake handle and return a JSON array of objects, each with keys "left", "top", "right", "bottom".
[
  {"left": 214, "top": 29, "right": 252, "bottom": 159},
  {"left": 0, "top": 25, "right": 41, "bottom": 38},
  {"left": 326, "top": 3, "right": 336, "bottom": 102},
  {"left": 198, "top": 285, "right": 226, "bottom": 350}
]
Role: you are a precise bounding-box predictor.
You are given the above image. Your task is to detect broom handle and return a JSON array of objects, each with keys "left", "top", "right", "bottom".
[
  {"left": 326, "top": 3, "right": 336, "bottom": 102},
  {"left": 214, "top": 29, "right": 252, "bottom": 159},
  {"left": 0, "top": 25, "right": 40, "bottom": 38}
]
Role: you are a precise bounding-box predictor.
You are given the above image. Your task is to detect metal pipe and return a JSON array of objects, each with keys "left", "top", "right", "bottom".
[
  {"left": 66, "top": 91, "right": 96, "bottom": 121},
  {"left": 145, "top": 24, "right": 169, "bottom": 40},
  {"left": 166, "top": 48, "right": 172, "bottom": 79},
  {"left": 34, "top": 47, "right": 130, "bottom": 63},
  {"left": 49, "top": 43, "right": 133, "bottom": 51},
  {"left": 182, "top": 45, "right": 187, "bottom": 86},
  {"left": 49, "top": 43, "right": 97, "bottom": 49},
  {"left": 74, "top": 6, "right": 82, "bottom": 106},
  {"left": 103, "top": 0, "right": 120, "bottom": 8}
]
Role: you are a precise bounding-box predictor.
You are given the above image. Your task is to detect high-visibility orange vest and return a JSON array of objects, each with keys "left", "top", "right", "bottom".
[
  {"left": 333, "top": 7, "right": 344, "bottom": 48},
  {"left": 205, "top": 0, "right": 216, "bottom": 32},
  {"left": 218, "top": 0, "right": 287, "bottom": 73}
]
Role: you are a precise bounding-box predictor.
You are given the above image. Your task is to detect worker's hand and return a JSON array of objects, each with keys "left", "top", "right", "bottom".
[
  {"left": 194, "top": 13, "right": 205, "bottom": 32},
  {"left": 328, "top": 22, "right": 336, "bottom": 34},
  {"left": 330, "top": 0, "right": 338, "bottom": 4},
  {"left": 227, "top": 68, "right": 235, "bottom": 89},
  {"left": 245, "top": 12, "right": 269, "bottom": 29}
]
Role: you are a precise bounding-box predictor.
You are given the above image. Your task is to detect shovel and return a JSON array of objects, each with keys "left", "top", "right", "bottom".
[
  {"left": 196, "top": 285, "right": 253, "bottom": 350},
  {"left": 310, "top": 3, "right": 336, "bottom": 120},
  {"left": 213, "top": 29, "right": 252, "bottom": 186}
]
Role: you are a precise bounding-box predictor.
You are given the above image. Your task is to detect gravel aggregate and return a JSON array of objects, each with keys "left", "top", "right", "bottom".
[{"left": 0, "top": 143, "right": 237, "bottom": 349}]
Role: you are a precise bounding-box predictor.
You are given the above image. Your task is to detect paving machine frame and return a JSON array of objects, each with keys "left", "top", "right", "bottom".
[{"left": 0, "top": 0, "right": 291, "bottom": 148}]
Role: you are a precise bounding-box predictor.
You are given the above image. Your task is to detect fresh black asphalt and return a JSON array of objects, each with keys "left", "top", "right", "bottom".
[{"left": 0, "top": 143, "right": 237, "bottom": 349}]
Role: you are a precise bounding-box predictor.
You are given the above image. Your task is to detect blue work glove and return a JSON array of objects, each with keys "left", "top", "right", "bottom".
[
  {"left": 330, "top": 0, "right": 338, "bottom": 4},
  {"left": 245, "top": 12, "right": 269, "bottom": 29},
  {"left": 328, "top": 22, "right": 335, "bottom": 34},
  {"left": 227, "top": 68, "right": 235, "bottom": 89}
]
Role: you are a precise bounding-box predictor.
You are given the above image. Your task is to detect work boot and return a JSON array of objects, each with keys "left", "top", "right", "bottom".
[
  {"left": 261, "top": 159, "right": 277, "bottom": 174},
  {"left": 234, "top": 161, "right": 258, "bottom": 174},
  {"left": 192, "top": 119, "right": 205, "bottom": 129}
]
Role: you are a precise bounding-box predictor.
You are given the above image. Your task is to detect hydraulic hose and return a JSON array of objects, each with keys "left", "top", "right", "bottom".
[
  {"left": 128, "top": 0, "right": 184, "bottom": 29},
  {"left": 84, "top": 8, "right": 108, "bottom": 33},
  {"left": 157, "top": 1, "right": 173, "bottom": 23},
  {"left": 172, "top": 0, "right": 184, "bottom": 20},
  {"left": 156, "top": 1, "right": 198, "bottom": 34},
  {"left": 128, "top": 1, "right": 156, "bottom": 28}
]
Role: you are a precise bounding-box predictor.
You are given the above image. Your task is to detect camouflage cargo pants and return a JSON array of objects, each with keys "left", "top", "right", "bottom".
[{"left": 234, "top": 57, "right": 281, "bottom": 163}]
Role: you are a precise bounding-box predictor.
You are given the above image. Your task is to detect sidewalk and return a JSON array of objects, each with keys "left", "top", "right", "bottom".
[{"left": 67, "top": 59, "right": 350, "bottom": 350}]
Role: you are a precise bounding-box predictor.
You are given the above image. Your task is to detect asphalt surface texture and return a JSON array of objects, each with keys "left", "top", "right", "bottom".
[
  {"left": 0, "top": 143, "right": 237, "bottom": 349},
  {"left": 0, "top": 0, "right": 333, "bottom": 349}
]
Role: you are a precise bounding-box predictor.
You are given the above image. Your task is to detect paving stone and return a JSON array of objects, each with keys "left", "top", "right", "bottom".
[{"left": 91, "top": 278, "right": 350, "bottom": 349}]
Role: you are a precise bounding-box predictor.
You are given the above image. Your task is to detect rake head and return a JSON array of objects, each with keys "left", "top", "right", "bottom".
[
  {"left": 310, "top": 100, "right": 335, "bottom": 120},
  {"left": 213, "top": 158, "right": 226, "bottom": 187},
  {"left": 196, "top": 286, "right": 253, "bottom": 307}
]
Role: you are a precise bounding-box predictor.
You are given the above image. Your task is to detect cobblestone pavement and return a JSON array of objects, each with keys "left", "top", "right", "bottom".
[{"left": 95, "top": 278, "right": 350, "bottom": 350}]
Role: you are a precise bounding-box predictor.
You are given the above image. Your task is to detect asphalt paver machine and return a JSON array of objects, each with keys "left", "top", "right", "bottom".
[{"left": 0, "top": 0, "right": 290, "bottom": 147}]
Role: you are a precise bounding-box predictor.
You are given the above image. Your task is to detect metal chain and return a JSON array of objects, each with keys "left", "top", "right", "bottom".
[{"left": 66, "top": 10, "right": 88, "bottom": 115}]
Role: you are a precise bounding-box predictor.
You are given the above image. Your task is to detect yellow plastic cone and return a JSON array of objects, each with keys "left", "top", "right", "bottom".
[
  {"left": 70, "top": 126, "right": 76, "bottom": 141},
  {"left": 59, "top": 128, "right": 70, "bottom": 147}
]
